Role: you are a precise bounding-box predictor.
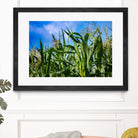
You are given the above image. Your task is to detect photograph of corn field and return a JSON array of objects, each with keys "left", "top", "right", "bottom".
[{"left": 29, "top": 21, "right": 112, "bottom": 77}]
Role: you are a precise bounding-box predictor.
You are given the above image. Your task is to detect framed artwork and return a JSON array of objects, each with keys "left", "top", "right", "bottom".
[{"left": 13, "top": 8, "right": 128, "bottom": 91}]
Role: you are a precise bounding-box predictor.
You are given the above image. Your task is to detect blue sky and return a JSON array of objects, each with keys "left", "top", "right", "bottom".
[{"left": 29, "top": 21, "right": 112, "bottom": 50}]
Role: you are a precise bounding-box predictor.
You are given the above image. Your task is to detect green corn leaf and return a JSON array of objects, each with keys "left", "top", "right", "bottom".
[
  {"left": 62, "top": 29, "right": 66, "bottom": 46},
  {"left": 74, "top": 43, "right": 81, "bottom": 62},
  {"left": 97, "top": 36, "right": 103, "bottom": 70},
  {"left": 53, "top": 49, "right": 75, "bottom": 54},
  {"left": 40, "top": 40, "right": 44, "bottom": 63},
  {"left": 46, "top": 49, "right": 52, "bottom": 76},
  {"left": 72, "top": 32, "right": 86, "bottom": 44},
  {"left": 40, "top": 40, "right": 45, "bottom": 76},
  {"left": 64, "top": 31, "right": 80, "bottom": 43},
  {"left": 52, "top": 34, "right": 56, "bottom": 40},
  {"left": 72, "top": 32, "right": 83, "bottom": 38},
  {"left": 64, "top": 45, "right": 75, "bottom": 50}
]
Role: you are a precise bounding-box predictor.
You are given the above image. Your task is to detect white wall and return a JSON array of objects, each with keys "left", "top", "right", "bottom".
[{"left": 0, "top": 0, "right": 138, "bottom": 138}]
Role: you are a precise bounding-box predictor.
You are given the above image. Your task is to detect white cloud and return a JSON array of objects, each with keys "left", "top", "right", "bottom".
[
  {"left": 44, "top": 23, "right": 59, "bottom": 34},
  {"left": 30, "top": 21, "right": 79, "bottom": 45},
  {"left": 44, "top": 21, "right": 77, "bottom": 37}
]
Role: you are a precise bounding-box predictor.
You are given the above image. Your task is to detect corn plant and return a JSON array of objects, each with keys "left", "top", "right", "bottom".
[{"left": 29, "top": 27, "right": 112, "bottom": 77}]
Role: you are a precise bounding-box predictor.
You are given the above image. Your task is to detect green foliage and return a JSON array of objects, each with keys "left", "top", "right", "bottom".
[
  {"left": 0, "top": 79, "right": 12, "bottom": 93},
  {"left": 29, "top": 27, "right": 112, "bottom": 77},
  {"left": 0, "top": 79, "right": 12, "bottom": 125},
  {"left": 0, "top": 114, "right": 4, "bottom": 124},
  {"left": 0, "top": 97, "right": 7, "bottom": 110}
]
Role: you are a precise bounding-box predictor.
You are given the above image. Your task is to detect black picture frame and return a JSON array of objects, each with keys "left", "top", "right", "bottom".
[{"left": 13, "top": 8, "right": 128, "bottom": 91}]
